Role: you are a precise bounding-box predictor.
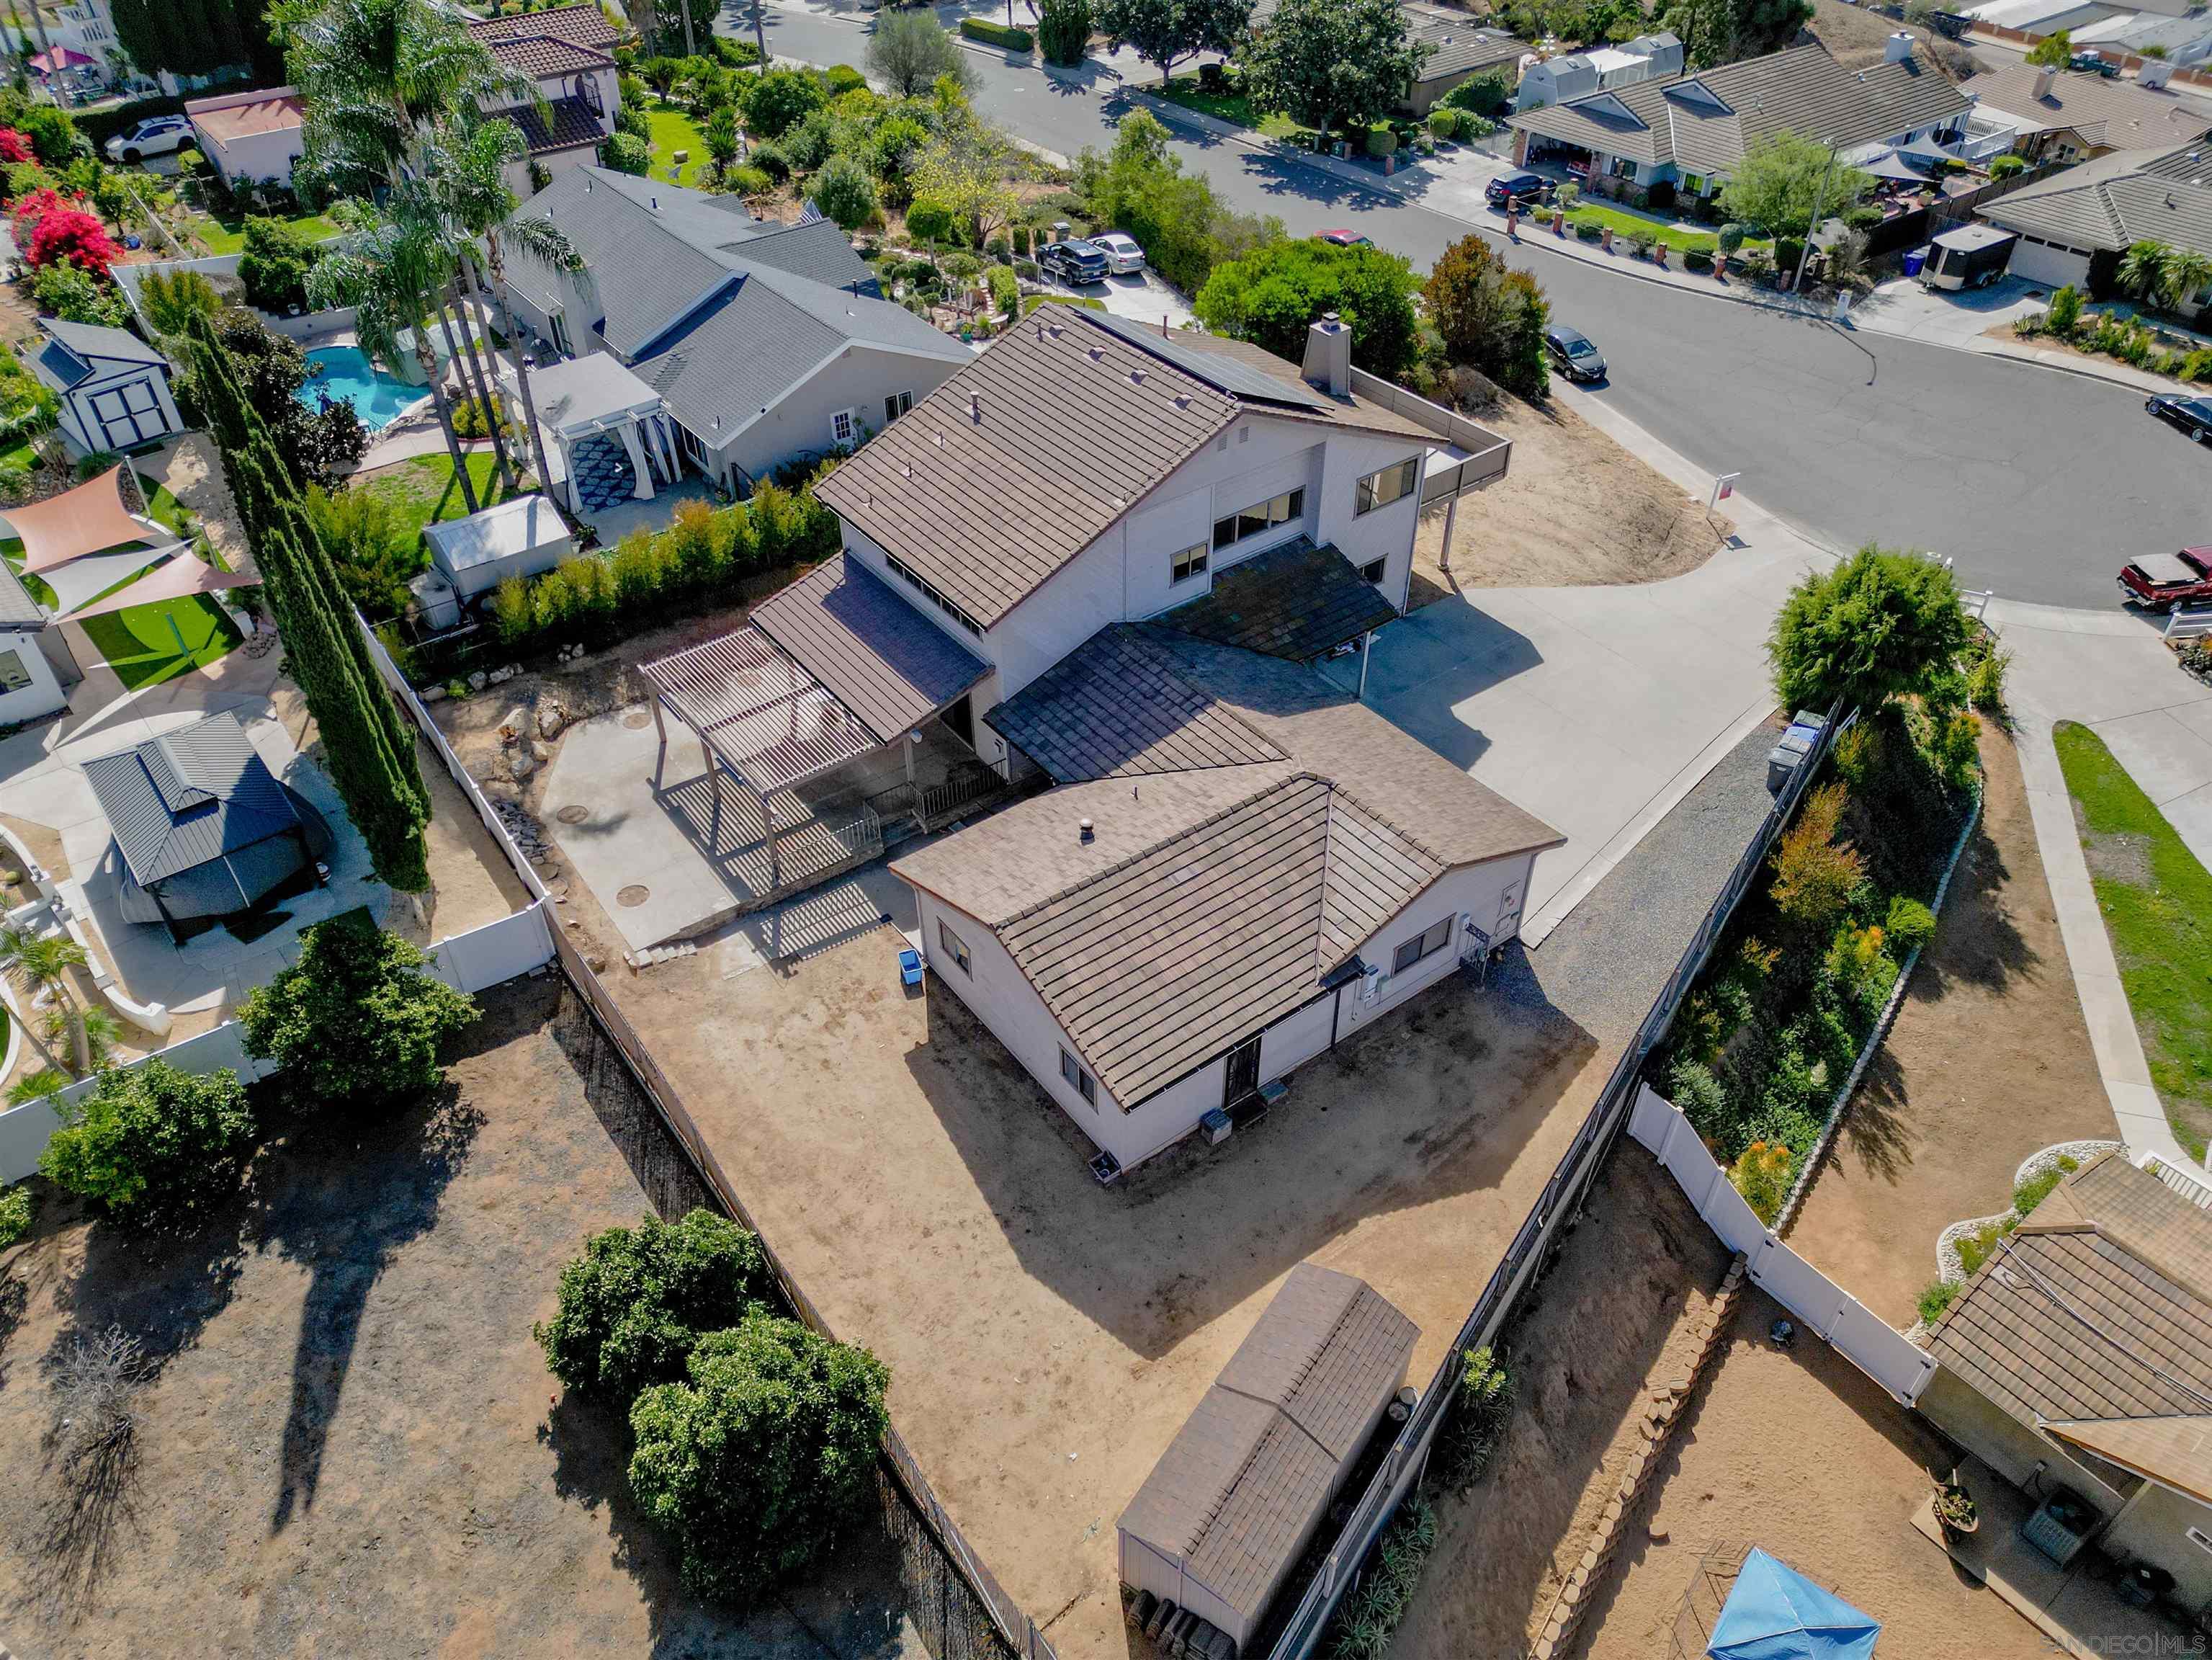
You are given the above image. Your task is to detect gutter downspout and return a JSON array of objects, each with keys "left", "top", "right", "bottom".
[{"left": 1357, "top": 629, "right": 1373, "bottom": 700}]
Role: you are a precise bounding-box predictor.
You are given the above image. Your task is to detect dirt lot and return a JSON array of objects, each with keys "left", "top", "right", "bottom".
[
  {"left": 1574, "top": 1288, "right": 2054, "bottom": 1660},
  {"left": 604, "top": 922, "right": 1606, "bottom": 1660},
  {"left": 1410, "top": 394, "right": 1728, "bottom": 605},
  {"left": 1392, "top": 1144, "right": 1732, "bottom": 1660},
  {"left": 1786, "top": 725, "right": 2113, "bottom": 1326},
  {"left": 0, "top": 977, "right": 918, "bottom": 1660}
]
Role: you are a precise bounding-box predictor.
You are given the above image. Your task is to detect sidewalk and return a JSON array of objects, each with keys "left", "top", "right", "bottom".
[{"left": 1989, "top": 594, "right": 2212, "bottom": 1172}]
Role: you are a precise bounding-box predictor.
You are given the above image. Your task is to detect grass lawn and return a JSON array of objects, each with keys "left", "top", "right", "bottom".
[
  {"left": 185, "top": 209, "right": 344, "bottom": 256},
  {"left": 76, "top": 593, "right": 239, "bottom": 689},
  {"left": 646, "top": 102, "right": 709, "bottom": 184},
  {"left": 347, "top": 451, "right": 516, "bottom": 545},
  {"left": 1559, "top": 202, "right": 1770, "bottom": 256},
  {"left": 1156, "top": 74, "right": 1317, "bottom": 143},
  {"left": 2054, "top": 720, "right": 2212, "bottom": 1159}
]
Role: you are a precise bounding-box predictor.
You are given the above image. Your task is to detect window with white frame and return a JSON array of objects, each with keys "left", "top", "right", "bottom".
[
  {"left": 0, "top": 650, "right": 28, "bottom": 693},
  {"left": 1355, "top": 458, "right": 1418, "bottom": 516},
  {"left": 884, "top": 390, "right": 913, "bottom": 424},
  {"left": 1060, "top": 1047, "right": 1097, "bottom": 1107},
  {"left": 830, "top": 408, "right": 858, "bottom": 447},
  {"left": 938, "top": 919, "right": 972, "bottom": 976},
  {"left": 1360, "top": 557, "right": 1387, "bottom": 585},
  {"left": 1608, "top": 155, "right": 1636, "bottom": 180},
  {"left": 1213, "top": 487, "right": 1303, "bottom": 552},
  {"left": 1170, "top": 543, "right": 1208, "bottom": 585},
  {"left": 1392, "top": 915, "right": 1454, "bottom": 975}
]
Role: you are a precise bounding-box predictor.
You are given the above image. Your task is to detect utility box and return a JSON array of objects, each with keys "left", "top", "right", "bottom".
[{"left": 1766, "top": 708, "right": 1828, "bottom": 795}]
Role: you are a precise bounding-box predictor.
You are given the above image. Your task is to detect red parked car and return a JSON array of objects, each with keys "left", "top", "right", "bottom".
[{"left": 2117, "top": 547, "right": 2212, "bottom": 612}]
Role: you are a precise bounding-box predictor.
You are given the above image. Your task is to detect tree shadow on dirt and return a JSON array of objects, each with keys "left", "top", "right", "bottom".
[
  {"left": 1832, "top": 1045, "right": 1915, "bottom": 1188},
  {"left": 1901, "top": 818, "right": 2036, "bottom": 1005}
]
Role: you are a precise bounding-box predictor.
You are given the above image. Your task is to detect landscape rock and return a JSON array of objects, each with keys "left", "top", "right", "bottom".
[
  {"left": 529, "top": 740, "right": 551, "bottom": 763},
  {"left": 420, "top": 684, "right": 447, "bottom": 702},
  {"left": 507, "top": 749, "right": 536, "bottom": 780},
  {"left": 536, "top": 699, "right": 566, "bottom": 740},
  {"left": 467, "top": 670, "right": 489, "bottom": 692},
  {"left": 488, "top": 665, "right": 519, "bottom": 684}
]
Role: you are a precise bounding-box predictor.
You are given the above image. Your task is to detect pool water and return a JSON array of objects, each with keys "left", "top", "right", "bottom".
[{"left": 300, "top": 344, "right": 420, "bottom": 431}]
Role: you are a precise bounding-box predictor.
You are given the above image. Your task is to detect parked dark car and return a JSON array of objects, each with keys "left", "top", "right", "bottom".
[
  {"left": 2070, "top": 49, "right": 2121, "bottom": 76},
  {"left": 1485, "top": 171, "right": 1551, "bottom": 210},
  {"left": 2117, "top": 547, "right": 2212, "bottom": 612},
  {"left": 1039, "top": 237, "right": 1109, "bottom": 285},
  {"left": 2146, "top": 392, "right": 2212, "bottom": 445},
  {"left": 1542, "top": 322, "right": 1607, "bottom": 382}
]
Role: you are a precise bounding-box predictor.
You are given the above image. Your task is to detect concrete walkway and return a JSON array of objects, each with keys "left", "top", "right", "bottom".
[{"left": 1992, "top": 597, "right": 2212, "bottom": 1172}]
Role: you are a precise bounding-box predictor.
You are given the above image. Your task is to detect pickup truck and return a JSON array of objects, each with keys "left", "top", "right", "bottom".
[{"left": 2117, "top": 547, "right": 2212, "bottom": 612}]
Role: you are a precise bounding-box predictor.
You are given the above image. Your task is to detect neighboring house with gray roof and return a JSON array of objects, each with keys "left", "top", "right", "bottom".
[
  {"left": 1979, "top": 140, "right": 2212, "bottom": 295},
  {"left": 1920, "top": 1151, "right": 2212, "bottom": 1613},
  {"left": 1960, "top": 62, "right": 2211, "bottom": 164},
  {"left": 1508, "top": 37, "right": 1970, "bottom": 203},
  {"left": 27, "top": 317, "right": 182, "bottom": 456},
  {"left": 501, "top": 166, "right": 972, "bottom": 496},
  {"left": 1119, "top": 1264, "right": 1418, "bottom": 1651}
]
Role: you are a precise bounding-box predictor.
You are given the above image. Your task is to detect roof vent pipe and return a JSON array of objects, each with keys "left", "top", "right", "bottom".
[
  {"left": 1302, "top": 311, "right": 1351, "bottom": 398},
  {"left": 970, "top": 391, "right": 981, "bottom": 423},
  {"left": 1079, "top": 818, "right": 1094, "bottom": 843}
]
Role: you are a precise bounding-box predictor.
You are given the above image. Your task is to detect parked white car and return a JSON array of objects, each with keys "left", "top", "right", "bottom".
[
  {"left": 104, "top": 115, "right": 192, "bottom": 164},
  {"left": 1091, "top": 232, "right": 1147, "bottom": 276}
]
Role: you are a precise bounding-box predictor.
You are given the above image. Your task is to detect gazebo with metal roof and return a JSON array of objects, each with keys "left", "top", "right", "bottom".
[{"left": 640, "top": 553, "right": 989, "bottom": 888}]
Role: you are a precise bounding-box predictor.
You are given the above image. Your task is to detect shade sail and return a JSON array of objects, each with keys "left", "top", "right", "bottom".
[
  {"left": 39, "top": 543, "right": 176, "bottom": 615},
  {"left": 32, "top": 48, "right": 97, "bottom": 71},
  {"left": 1708, "top": 1549, "right": 1881, "bottom": 1660},
  {"left": 4, "top": 466, "right": 164, "bottom": 575},
  {"left": 1860, "top": 148, "right": 1935, "bottom": 184},
  {"left": 66, "top": 549, "right": 253, "bottom": 621}
]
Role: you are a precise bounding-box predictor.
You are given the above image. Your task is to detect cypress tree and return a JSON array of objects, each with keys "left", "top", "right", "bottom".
[{"left": 187, "top": 314, "right": 433, "bottom": 893}]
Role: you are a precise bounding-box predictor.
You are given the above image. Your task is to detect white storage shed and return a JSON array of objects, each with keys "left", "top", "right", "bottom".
[{"left": 424, "top": 494, "right": 572, "bottom": 602}]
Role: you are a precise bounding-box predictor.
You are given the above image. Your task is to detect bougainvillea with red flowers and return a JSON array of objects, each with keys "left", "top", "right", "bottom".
[
  {"left": 0, "top": 129, "right": 32, "bottom": 165},
  {"left": 12, "top": 189, "right": 119, "bottom": 274}
]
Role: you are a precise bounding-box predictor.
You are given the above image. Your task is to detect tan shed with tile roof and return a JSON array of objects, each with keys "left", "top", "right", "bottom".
[{"left": 1119, "top": 1263, "right": 1418, "bottom": 1651}]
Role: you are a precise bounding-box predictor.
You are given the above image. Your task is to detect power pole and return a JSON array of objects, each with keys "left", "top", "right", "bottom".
[
  {"left": 1793, "top": 146, "right": 1840, "bottom": 295},
  {"left": 752, "top": 0, "right": 768, "bottom": 71},
  {"left": 679, "top": 0, "right": 696, "bottom": 61}
]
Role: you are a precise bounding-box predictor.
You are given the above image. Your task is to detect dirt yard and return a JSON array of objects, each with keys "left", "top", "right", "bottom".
[
  {"left": 1574, "top": 1288, "right": 2055, "bottom": 1660},
  {"left": 1391, "top": 1144, "right": 1732, "bottom": 1660},
  {"left": 1410, "top": 394, "right": 1728, "bottom": 605},
  {"left": 0, "top": 977, "right": 918, "bottom": 1660},
  {"left": 602, "top": 922, "right": 1608, "bottom": 1660},
  {"left": 1786, "top": 725, "right": 2114, "bottom": 1326}
]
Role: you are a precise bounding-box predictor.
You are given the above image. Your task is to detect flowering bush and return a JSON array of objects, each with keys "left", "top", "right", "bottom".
[
  {"left": 13, "top": 188, "right": 119, "bottom": 273},
  {"left": 1729, "top": 1140, "right": 1795, "bottom": 1225},
  {"left": 0, "top": 128, "right": 31, "bottom": 165}
]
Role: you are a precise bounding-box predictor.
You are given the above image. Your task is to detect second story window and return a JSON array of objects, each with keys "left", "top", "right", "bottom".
[
  {"left": 884, "top": 390, "right": 913, "bottom": 424},
  {"left": 1355, "top": 458, "right": 1418, "bottom": 516},
  {"left": 1171, "top": 544, "right": 1208, "bottom": 585},
  {"left": 1213, "top": 487, "right": 1303, "bottom": 553}
]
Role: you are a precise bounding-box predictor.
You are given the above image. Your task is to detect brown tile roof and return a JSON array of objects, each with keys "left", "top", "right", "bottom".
[
  {"left": 1120, "top": 1265, "right": 1417, "bottom": 1639},
  {"left": 187, "top": 92, "right": 304, "bottom": 143},
  {"left": 1510, "top": 41, "right": 1969, "bottom": 177},
  {"left": 751, "top": 553, "right": 988, "bottom": 741},
  {"left": 469, "top": 2, "right": 619, "bottom": 54},
  {"left": 2043, "top": 1416, "right": 2212, "bottom": 1504},
  {"left": 506, "top": 94, "right": 606, "bottom": 156},
  {"left": 1160, "top": 537, "right": 1400, "bottom": 664},
  {"left": 1928, "top": 1153, "right": 2212, "bottom": 1435},
  {"left": 814, "top": 306, "right": 1435, "bottom": 633},
  {"left": 1958, "top": 64, "right": 2211, "bottom": 151},
  {"left": 1982, "top": 142, "right": 2212, "bottom": 259}
]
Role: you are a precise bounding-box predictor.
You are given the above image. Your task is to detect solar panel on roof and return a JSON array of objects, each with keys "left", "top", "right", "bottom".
[{"left": 1080, "top": 310, "right": 1334, "bottom": 412}]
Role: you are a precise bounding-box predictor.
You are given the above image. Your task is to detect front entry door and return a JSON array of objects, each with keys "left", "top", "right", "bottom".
[
  {"left": 1495, "top": 878, "right": 1527, "bottom": 941},
  {"left": 1224, "top": 1034, "right": 1261, "bottom": 1106}
]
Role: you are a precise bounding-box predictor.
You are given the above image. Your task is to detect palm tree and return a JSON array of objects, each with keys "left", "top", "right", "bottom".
[
  {"left": 310, "top": 192, "right": 483, "bottom": 514},
  {"left": 437, "top": 119, "right": 584, "bottom": 503},
  {"left": 2118, "top": 239, "right": 2172, "bottom": 303},
  {"left": 0, "top": 926, "right": 91, "bottom": 1075},
  {"left": 2160, "top": 248, "right": 2212, "bottom": 317}
]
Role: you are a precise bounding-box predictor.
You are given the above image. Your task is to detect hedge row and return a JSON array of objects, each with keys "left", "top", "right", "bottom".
[
  {"left": 486, "top": 484, "right": 840, "bottom": 655},
  {"left": 959, "top": 17, "right": 1034, "bottom": 50}
]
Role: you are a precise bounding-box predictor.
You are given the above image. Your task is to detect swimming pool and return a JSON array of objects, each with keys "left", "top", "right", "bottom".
[{"left": 300, "top": 344, "right": 420, "bottom": 431}]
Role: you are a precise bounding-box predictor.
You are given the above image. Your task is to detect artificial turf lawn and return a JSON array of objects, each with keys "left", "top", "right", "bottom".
[
  {"left": 76, "top": 593, "right": 240, "bottom": 690},
  {"left": 2054, "top": 720, "right": 2212, "bottom": 1160}
]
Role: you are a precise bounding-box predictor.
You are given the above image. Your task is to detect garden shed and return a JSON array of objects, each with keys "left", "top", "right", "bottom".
[
  {"left": 1117, "top": 1264, "right": 1418, "bottom": 1654},
  {"left": 424, "top": 493, "right": 572, "bottom": 602}
]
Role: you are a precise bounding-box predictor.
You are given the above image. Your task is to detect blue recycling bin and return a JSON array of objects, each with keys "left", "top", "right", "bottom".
[{"left": 1902, "top": 247, "right": 1928, "bottom": 278}]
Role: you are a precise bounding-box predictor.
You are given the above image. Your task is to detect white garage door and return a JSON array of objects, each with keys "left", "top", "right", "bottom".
[{"left": 2006, "top": 236, "right": 2092, "bottom": 290}]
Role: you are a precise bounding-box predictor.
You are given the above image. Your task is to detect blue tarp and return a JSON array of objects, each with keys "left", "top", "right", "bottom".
[{"left": 1707, "top": 1548, "right": 1881, "bottom": 1660}]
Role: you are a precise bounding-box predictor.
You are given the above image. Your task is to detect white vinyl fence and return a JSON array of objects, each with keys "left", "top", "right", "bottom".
[
  {"left": 1627, "top": 1084, "right": 1938, "bottom": 1404},
  {"left": 0, "top": 903, "right": 555, "bottom": 1184}
]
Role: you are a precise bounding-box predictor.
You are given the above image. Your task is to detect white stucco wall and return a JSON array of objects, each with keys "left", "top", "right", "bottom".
[
  {"left": 0, "top": 628, "right": 68, "bottom": 725},
  {"left": 717, "top": 344, "right": 967, "bottom": 488},
  {"left": 197, "top": 121, "right": 305, "bottom": 188},
  {"left": 1336, "top": 854, "right": 1535, "bottom": 1043}
]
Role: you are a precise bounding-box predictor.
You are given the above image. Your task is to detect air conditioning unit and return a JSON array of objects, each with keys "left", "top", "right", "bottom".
[{"left": 1201, "top": 1107, "right": 1233, "bottom": 1146}]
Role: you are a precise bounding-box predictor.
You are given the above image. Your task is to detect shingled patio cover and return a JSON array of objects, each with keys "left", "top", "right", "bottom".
[
  {"left": 66, "top": 549, "right": 254, "bottom": 621},
  {"left": 4, "top": 465, "right": 163, "bottom": 576}
]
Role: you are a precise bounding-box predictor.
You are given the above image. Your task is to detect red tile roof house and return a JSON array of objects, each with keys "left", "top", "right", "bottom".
[
  {"left": 469, "top": 2, "right": 626, "bottom": 190},
  {"left": 674, "top": 303, "right": 1564, "bottom": 1178}
]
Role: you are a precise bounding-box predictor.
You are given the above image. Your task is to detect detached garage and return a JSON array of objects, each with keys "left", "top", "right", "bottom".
[
  {"left": 1117, "top": 1264, "right": 1419, "bottom": 1656},
  {"left": 29, "top": 318, "right": 183, "bottom": 456}
]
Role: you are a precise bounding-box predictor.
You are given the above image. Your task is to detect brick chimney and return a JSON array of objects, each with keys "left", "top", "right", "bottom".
[{"left": 1302, "top": 312, "right": 1351, "bottom": 398}]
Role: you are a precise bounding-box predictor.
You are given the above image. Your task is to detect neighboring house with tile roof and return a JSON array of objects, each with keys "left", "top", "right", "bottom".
[
  {"left": 1961, "top": 63, "right": 2212, "bottom": 163},
  {"left": 469, "top": 3, "right": 624, "bottom": 187},
  {"left": 1920, "top": 1151, "right": 2212, "bottom": 1612},
  {"left": 26, "top": 316, "right": 182, "bottom": 456},
  {"left": 1119, "top": 1264, "right": 1418, "bottom": 1649},
  {"left": 184, "top": 86, "right": 308, "bottom": 189},
  {"left": 498, "top": 166, "right": 971, "bottom": 495},
  {"left": 1508, "top": 38, "right": 1970, "bottom": 203},
  {"left": 1979, "top": 140, "right": 2212, "bottom": 294}
]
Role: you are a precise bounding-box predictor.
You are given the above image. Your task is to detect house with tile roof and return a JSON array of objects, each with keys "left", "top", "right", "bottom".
[
  {"left": 1508, "top": 37, "right": 1970, "bottom": 206},
  {"left": 469, "top": 3, "right": 625, "bottom": 188},
  {"left": 1979, "top": 139, "right": 2212, "bottom": 295},
  {"left": 1920, "top": 1151, "right": 2212, "bottom": 1613},
  {"left": 496, "top": 166, "right": 972, "bottom": 505},
  {"left": 1961, "top": 62, "right": 2212, "bottom": 164}
]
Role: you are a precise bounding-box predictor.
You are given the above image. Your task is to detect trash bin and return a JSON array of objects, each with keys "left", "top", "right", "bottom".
[{"left": 1902, "top": 246, "right": 1928, "bottom": 279}]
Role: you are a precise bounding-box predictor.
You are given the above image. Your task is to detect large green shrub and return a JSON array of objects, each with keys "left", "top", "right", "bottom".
[
  {"left": 1768, "top": 545, "right": 1976, "bottom": 716},
  {"left": 1441, "top": 68, "right": 1512, "bottom": 118},
  {"left": 601, "top": 132, "right": 651, "bottom": 175},
  {"left": 1197, "top": 236, "right": 1421, "bottom": 377},
  {"left": 39, "top": 1060, "right": 256, "bottom": 1227},
  {"left": 628, "top": 1311, "right": 890, "bottom": 1606},
  {"left": 239, "top": 911, "right": 478, "bottom": 1112},
  {"left": 236, "top": 217, "right": 318, "bottom": 314},
  {"left": 960, "top": 15, "right": 1034, "bottom": 49},
  {"left": 536, "top": 1209, "right": 774, "bottom": 1403},
  {"left": 0, "top": 1182, "right": 32, "bottom": 1247},
  {"left": 810, "top": 156, "right": 879, "bottom": 231},
  {"left": 743, "top": 67, "right": 830, "bottom": 138},
  {"left": 2046, "top": 283, "right": 2082, "bottom": 336},
  {"left": 1039, "top": 0, "right": 1093, "bottom": 64}
]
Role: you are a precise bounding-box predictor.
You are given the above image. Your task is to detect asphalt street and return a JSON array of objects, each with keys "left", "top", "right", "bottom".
[{"left": 730, "top": 1, "right": 2208, "bottom": 607}]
